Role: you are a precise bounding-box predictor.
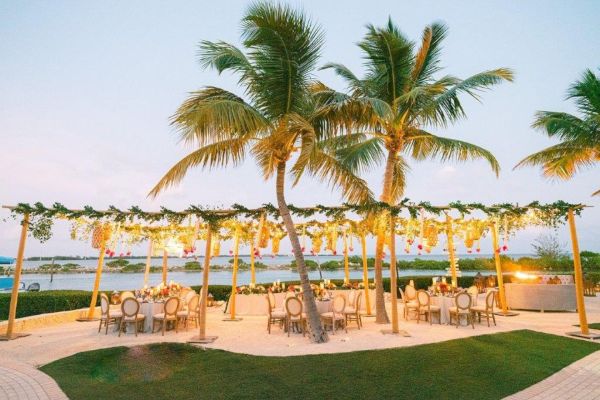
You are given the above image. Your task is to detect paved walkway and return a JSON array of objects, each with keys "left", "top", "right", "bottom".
[
  {"left": 0, "top": 357, "right": 68, "bottom": 400},
  {"left": 505, "top": 350, "right": 600, "bottom": 400}
]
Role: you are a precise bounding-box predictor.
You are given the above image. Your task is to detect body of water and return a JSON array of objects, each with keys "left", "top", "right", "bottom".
[{"left": 8, "top": 253, "right": 528, "bottom": 291}]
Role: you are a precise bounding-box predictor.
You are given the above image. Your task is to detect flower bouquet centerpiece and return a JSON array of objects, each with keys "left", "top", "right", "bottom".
[
  {"left": 269, "top": 280, "right": 286, "bottom": 293},
  {"left": 341, "top": 281, "right": 359, "bottom": 290},
  {"left": 141, "top": 281, "right": 182, "bottom": 302},
  {"left": 323, "top": 279, "right": 336, "bottom": 290},
  {"left": 358, "top": 282, "right": 376, "bottom": 290},
  {"left": 236, "top": 283, "right": 267, "bottom": 295}
]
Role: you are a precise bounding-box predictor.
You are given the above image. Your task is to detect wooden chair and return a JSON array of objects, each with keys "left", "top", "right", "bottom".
[
  {"left": 400, "top": 287, "right": 419, "bottom": 321},
  {"left": 98, "top": 293, "right": 122, "bottom": 334},
  {"left": 120, "top": 291, "right": 135, "bottom": 300},
  {"left": 177, "top": 294, "right": 199, "bottom": 330},
  {"left": 266, "top": 294, "right": 286, "bottom": 334},
  {"left": 449, "top": 292, "right": 474, "bottom": 329},
  {"left": 467, "top": 286, "right": 479, "bottom": 306},
  {"left": 321, "top": 295, "right": 347, "bottom": 334},
  {"left": 285, "top": 297, "right": 306, "bottom": 337},
  {"left": 344, "top": 291, "right": 363, "bottom": 329},
  {"left": 268, "top": 291, "right": 284, "bottom": 313},
  {"left": 152, "top": 297, "right": 180, "bottom": 336},
  {"left": 471, "top": 290, "right": 497, "bottom": 327},
  {"left": 118, "top": 297, "right": 145, "bottom": 337},
  {"left": 416, "top": 290, "right": 441, "bottom": 325}
]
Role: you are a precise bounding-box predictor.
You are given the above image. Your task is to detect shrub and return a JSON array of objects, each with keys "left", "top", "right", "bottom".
[
  {"left": 184, "top": 261, "right": 202, "bottom": 271},
  {"left": 0, "top": 290, "right": 94, "bottom": 321}
]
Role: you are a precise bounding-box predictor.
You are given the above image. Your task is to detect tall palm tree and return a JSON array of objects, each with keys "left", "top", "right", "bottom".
[
  {"left": 515, "top": 69, "right": 600, "bottom": 195},
  {"left": 315, "top": 20, "right": 513, "bottom": 323},
  {"left": 149, "top": 3, "right": 373, "bottom": 343}
]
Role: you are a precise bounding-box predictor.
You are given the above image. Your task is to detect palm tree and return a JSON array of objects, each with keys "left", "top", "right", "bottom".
[
  {"left": 149, "top": 2, "right": 373, "bottom": 343},
  {"left": 515, "top": 69, "right": 600, "bottom": 195},
  {"left": 315, "top": 20, "right": 513, "bottom": 323}
]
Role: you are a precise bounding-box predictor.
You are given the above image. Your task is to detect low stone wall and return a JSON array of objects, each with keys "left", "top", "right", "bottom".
[{"left": 0, "top": 307, "right": 101, "bottom": 334}]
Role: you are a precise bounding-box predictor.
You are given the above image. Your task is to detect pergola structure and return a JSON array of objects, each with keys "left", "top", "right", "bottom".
[{"left": 0, "top": 200, "right": 596, "bottom": 341}]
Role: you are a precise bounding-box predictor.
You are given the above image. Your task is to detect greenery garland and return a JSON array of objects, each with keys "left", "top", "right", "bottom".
[{"left": 7, "top": 199, "right": 584, "bottom": 242}]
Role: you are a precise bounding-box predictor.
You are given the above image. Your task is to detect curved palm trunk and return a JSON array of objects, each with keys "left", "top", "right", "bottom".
[
  {"left": 276, "top": 161, "right": 328, "bottom": 343},
  {"left": 373, "top": 151, "right": 397, "bottom": 324}
]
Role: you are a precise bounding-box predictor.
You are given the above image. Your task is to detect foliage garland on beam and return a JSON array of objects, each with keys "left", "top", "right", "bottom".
[{"left": 6, "top": 200, "right": 585, "bottom": 243}]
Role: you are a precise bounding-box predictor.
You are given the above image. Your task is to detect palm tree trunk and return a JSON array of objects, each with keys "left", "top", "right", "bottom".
[
  {"left": 373, "top": 150, "right": 397, "bottom": 324},
  {"left": 275, "top": 161, "right": 328, "bottom": 343}
]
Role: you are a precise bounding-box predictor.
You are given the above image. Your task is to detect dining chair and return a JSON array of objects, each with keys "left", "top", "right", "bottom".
[
  {"left": 177, "top": 294, "right": 199, "bottom": 330},
  {"left": 320, "top": 295, "right": 347, "bottom": 334},
  {"left": 285, "top": 297, "right": 306, "bottom": 337},
  {"left": 471, "top": 290, "right": 497, "bottom": 327},
  {"left": 400, "top": 287, "right": 419, "bottom": 321},
  {"left": 344, "top": 290, "right": 363, "bottom": 329},
  {"left": 98, "top": 293, "right": 122, "bottom": 334},
  {"left": 404, "top": 284, "right": 417, "bottom": 301},
  {"left": 449, "top": 292, "right": 474, "bottom": 329},
  {"left": 152, "top": 297, "right": 180, "bottom": 336},
  {"left": 118, "top": 297, "right": 145, "bottom": 337},
  {"left": 416, "top": 290, "right": 441, "bottom": 325},
  {"left": 268, "top": 291, "right": 284, "bottom": 313},
  {"left": 120, "top": 291, "right": 135, "bottom": 300},
  {"left": 265, "top": 294, "right": 286, "bottom": 334},
  {"left": 467, "top": 285, "right": 479, "bottom": 306}
]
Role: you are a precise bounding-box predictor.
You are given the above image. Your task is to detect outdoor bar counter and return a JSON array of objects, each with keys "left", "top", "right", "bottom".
[{"left": 505, "top": 283, "right": 577, "bottom": 312}]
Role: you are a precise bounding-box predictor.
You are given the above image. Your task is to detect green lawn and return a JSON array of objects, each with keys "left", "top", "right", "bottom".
[{"left": 41, "top": 330, "right": 599, "bottom": 400}]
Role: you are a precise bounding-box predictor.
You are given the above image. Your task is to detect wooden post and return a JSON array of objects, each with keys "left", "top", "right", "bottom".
[
  {"left": 189, "top": 226, "right": 217, "bottom": 342},
  {"left": 86, "top": 241, "right": 106, "bottom": 320},
  {"left": 445, "top": 214, "right": 458, "bottom": 288},
  {"left": 2, "top": 213, "right": 29, "bottom": 340},
  {"left": 389, "top": 214, "right": 399, "bottom": 333},
  {"left": 227, "top": 225, "right": 241, "bottom": 321},
  {"left": 161, "top": 249, "right": 168, "bottom": 285},
  {"left": 343, "top": 229, "right": 350, "bottom": 283},
  {"left": 361, "top": 233, "right": 372, "bottom": 315},
  {"left": 491, "top": 221, "right": 509, "bottom": 314},
  {"left": 568, "top": 209, "right": 589, "bottom": 335},
  {"left": 251, "top": 214, "right": 265, "bottom": 285},
  {"left": 143, "top": 239, "right": 152, "bottom": 287}
]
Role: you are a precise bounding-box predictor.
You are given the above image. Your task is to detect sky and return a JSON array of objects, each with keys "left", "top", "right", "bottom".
[{"left": 0, "top": 0, "right": 599, "bottom": 257}]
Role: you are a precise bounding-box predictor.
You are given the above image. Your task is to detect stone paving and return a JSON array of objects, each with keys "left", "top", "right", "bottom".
[
  {"left": 505, "top": 350, "right": 600, "bottom": 399},
  {"left": 0, "top": 357, "right": 67, "bottom": 400}
]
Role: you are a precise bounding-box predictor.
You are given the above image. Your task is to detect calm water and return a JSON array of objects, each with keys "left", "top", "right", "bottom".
[{"left": 11, "top": 253, "right": 521, "bottom": 291}]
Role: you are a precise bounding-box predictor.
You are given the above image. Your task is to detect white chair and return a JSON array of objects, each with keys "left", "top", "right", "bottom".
[
  {"left": 344, "top": 290, "right": 363, "bottom": 329},
  {"left": 285, "top": 297, "right": 306, "bottom": 337},
  {"left": 98, "top": 293, "right": 122, "bottom": 334},
  {"left": 416, "top": 290, "right": 441, "bottom": 325},
  {"left": 449, "top": 292, "right": 474, "bottom": 329},
  {"left": 184, "top": 290, "right": 197, "bottom": 307},
  {"left": 118, "top": 298, "right": 145, "bottom": 337},
  {"left": 471, "top": 290, "right": 497, "bottom": 327},
  {"left": 320, "top": 295, "right": 347, "bottom": 334},
  {"left": 120, "top": 291, "right": 135, "bottom": 300},
  {"left": 266, "top": 294, "right": 286, "bottom": 334},
  {"left": 268, "top": 291, "right": 284, "bottom": 313},
  {"left": 467, "top": 286, "right": 479, "bottom": 306},
  {"left": 152, "top": 297, "right": 180, "bottom": 335},
  {"left": 177, "top": 294, "right": 199, "bottom": 329},
  {"left": 400, "top": 287, "right": 419, "bottom": 320}
]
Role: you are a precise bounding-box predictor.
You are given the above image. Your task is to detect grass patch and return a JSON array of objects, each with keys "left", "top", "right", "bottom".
[{"left": 41, "top": 330, "right": 599, "bottom": 400}]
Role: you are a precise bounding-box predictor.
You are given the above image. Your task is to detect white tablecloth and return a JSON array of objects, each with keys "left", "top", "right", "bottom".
[
  {"left": 431, "top": 293, "right": 487, "bottom": 324},
  {"left": 139, "top": 302, "right": 164, "bottom": 332},
  {"left": 232, "top": 293, "right": 287, "bottom": 316},
  {"left": 505, "top": 283, "right": 576, "bottom": 311}
]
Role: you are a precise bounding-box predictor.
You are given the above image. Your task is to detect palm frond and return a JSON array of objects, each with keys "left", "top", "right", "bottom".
[
  {"left": 514, "top": 141, "right": 599, "bottom": 180},
  {"left": 409, "top": 22, "right": 447, "bottom": 88},
  {"left": 320, "top": 63, "right": 369, "bottom": 95},
  {"left": 292, "top": 149, "right": 374, "bottom": 204},
  {"left": 389, "top": 155, "right": 410, "bottom": 203},
  {"left": 242, "top": 2, "right": 324, "bottom": 117},
  {"left": 148, "top": 136, "right": 252, "bottom": 198},
  {"left": 532, "top": 111, "right": 596, "bottom": 143},
  {"left": 197, "top": 41, "right": 256, "bottom": 85},
  {"left": 335, "top": 137, "right": 385, "bottom": 174},
  {"left": 405, "top": 130, "right": 500, "bottom": 176},
  {"left": 171, "top": 87, "right": 269, "bottom": 146},
  {"left": 567, "top": 69, "right": 600, "bottom": 117}
]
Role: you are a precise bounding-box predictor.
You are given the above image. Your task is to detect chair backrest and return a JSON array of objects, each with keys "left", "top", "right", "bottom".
[
  {"left": 355, "top": 291, "right": 363, "bottom": 310},
  {"left": 399, "top": 287, "right": 406, "bottom": 302},
  {"left": 121, "top": 297, "right": 139, "bottom": 317},
  {"left": 332, "top": 295, "right": 346, "bottom": 314},
  {"left": 285, "top": 291, "right": 296, "bottom": 299},
  {"left": 121, "top": 291, "right": 134, "bottom": 300},
  {"left": 485, "top": 290, "right": 496, "bottom": 309},
  {"left": 405, "top": 285, "right": 417, "bottom": 300},
  {"left": 348, "top": 290, "right": 356, "bottom": 305},
  {"left": 100, "top": 293, "right": 109, "bottom": 315},
  {"left": 285, "top": 297, "right": 303, "bottom": 317},
  {"left": 164, "top": 297, "right": 180, "bottom": 316},
  {"left": 416, "top": 290, "right": 430, "bottom": 307},
  {"left": 185, "top": 290, "right": 196, "bottom": 305},
  {"left": 187, "top": 294, "right": 200, "bottom": 314},
  {"left": 467, "top": 286, "right": 479, "bottom": 296},
  {"left": 268, "top": 291, "right": 276, "bottom": 309},
  {"left": 455, "top": 292, "right": 471, "bottom": 310}
]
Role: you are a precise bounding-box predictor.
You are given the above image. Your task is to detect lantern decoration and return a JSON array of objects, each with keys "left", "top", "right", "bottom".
[
  {"left": 325, "top": 224, "right": 338, "bottom": 255},
  {"left": 258, "top": 222, "right": 270, "bottom": 249},
  {"left": 211, "top": 240, "right": 221, "bottom": 257},
  {"left": 423, "top": 222, "right": 439, "bottom": 253},
  {"left": 271, "top": 225, "right": 286, "bottom": 255},
  {"left": 311, "top": 231, "right": 323, "bottom": 255}
]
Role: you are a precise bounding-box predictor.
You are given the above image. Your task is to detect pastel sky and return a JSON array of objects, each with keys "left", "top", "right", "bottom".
[{"left": 1, "top": 0, "right": 599, "bottom": 257}]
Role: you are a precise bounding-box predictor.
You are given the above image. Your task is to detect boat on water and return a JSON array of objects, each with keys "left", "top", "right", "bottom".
[{"left": 0, "top": 256, "right": 39, "bottom": 292}]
